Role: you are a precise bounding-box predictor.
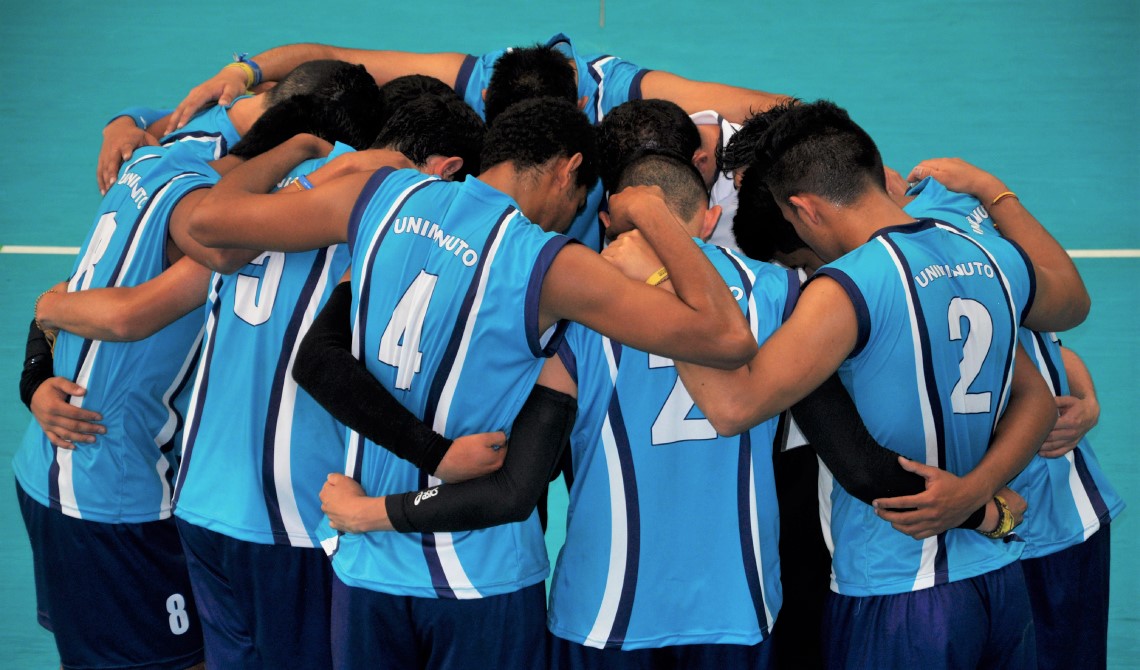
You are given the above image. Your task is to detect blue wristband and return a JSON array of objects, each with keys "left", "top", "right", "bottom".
[
  {"left": 297, "top": 175, "right": 315, "bottom": 190},
  {"left": 233, "top": 52, "right": 263, "bottom": 87}
]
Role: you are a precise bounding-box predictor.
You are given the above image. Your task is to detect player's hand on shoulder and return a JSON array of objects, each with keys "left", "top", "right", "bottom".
[
  {"left": 98, "top": 117, "right": 159, "bottom": 195},
  {"left": 30, "top": 377, "right": 104, "bottom": 449},
  {"left": 433, "top": 431, "right": 508, "bottom": 483},
  {"left": 169, "top": 65, "right": 249, "bottom": 132},
  {"left": 907, "top": 157, "right": 1007, "bottom": 203}
]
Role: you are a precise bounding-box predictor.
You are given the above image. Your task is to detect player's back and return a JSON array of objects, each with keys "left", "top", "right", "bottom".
[
  {"left": 547, "top": 243, "right": 796, "bottom": 649},
  {"left": 13, "top": 144, "right": 217, "bottom": 523},
  {"left": 904, "top": 177, "right": 1125, "bottom": 558},
  {"left": 172, "top": 144, "right": 356, "bottom": 549},
  {"left": 327, "top": 168, "right": 572, "bottom": 599},
  {"left": 815, "top": 219, "right": 1034, "bottom": 596}
]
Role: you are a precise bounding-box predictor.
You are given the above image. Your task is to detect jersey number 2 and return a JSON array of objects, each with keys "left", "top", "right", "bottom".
[{"left": 947, "top": 297, "right": 993, "bottom": 414}]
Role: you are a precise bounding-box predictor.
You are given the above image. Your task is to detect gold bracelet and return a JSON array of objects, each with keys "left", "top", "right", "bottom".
[
  {"left": 978, "top": 494, "right": 1017, "bottom": 538},
  {"left": 990, "top": 191, "right": 1018, "bottom": 207},
  {"left": 646, "top": 267, "right": 670, "bottom": 286},
  {"left": 33, "top": 287, "right": 56, "bottom": 334}
]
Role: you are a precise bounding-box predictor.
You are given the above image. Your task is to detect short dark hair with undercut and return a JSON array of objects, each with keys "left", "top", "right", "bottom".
[
  {"left": 754, "top": 100, "right": 884, "bottom": 205},
  {"left": 230, "top": 60, "right": 383, "bottom": 158},
  {"left": 717, "top": 98, "right": 799, "bottom": 176},
  {"left": 483, "top": 44, "right": 578, "bottom": 124},
  {"left": 732, "top": 166, "right": 807, "bottom": 262},
  {"left": 615, "top": 152, "right": 708, "bottom": 223},
  {"left": 378, "top": 74, "right": 460, "bottom": 112},
  {"left": 373, "top": 95, "right": 485, "bottom": 179},
  {"left": 480, "top": 97, "right": 597, "bottom": 188},
  {"left": 597, "top": 99, "right": 701, "bottom": 194}
]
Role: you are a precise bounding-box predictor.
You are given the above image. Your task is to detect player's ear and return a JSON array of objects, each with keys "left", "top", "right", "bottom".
[
  {"left": 691, "top": 148, "right": 711, "bottom": 177},
  {"left": 787, "top": 194, "right": 817, "bottom": 226},
  {"left": 559, "top": 152, "right": 583, "bottom": 188},
  {"left": 481, "top": 89, "right": 488, "bottom": 102},
  {"left": 698, "top": 205, "right": 722, "bottom": 241},
  {"left": 577, "top": 95, "right": 588, "bottom": 111},
  {"left": 427, "top": 155, "right": 465, "bottom": 180}
]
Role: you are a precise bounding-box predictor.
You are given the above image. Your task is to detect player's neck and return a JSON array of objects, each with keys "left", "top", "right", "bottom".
[
  {"left": 843, "top": 191, "right": 917, "bottom": 252},
  {"left": 479, "top": 162, "right": 546, "bottom": 218},
  {"left": 227, "top": 95, "right": 268, "bottom": 136}
]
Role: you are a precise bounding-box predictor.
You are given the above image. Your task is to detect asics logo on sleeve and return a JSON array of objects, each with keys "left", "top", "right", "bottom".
[{"left": 414, "top": 488, "right": 440, "bottom": 506}]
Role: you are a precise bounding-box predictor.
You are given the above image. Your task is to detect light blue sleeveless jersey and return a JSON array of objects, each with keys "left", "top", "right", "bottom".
[
  {"left": 13, "top": 143, "right": 215, "bottom": 523},
  {"left": 455, "top": 34, "right": 650, "bottom": 251},
  {"left": 905, "top": 177, "right": 1124, "bottom": 559},
  {"left": 158, "top": 97, "right": 247, "bottom": 161},
  {"left": 172, "top": 144, "right": 356, "bottom": 548},
  {"left": 547, "top": 244, "right": 796, "bottom": 650},
  {"left": 815, "top": 217, "right": 1035, "bottom": 596},
  {"left": 321, "top": 168, "right": 572, "bottom": 599}
]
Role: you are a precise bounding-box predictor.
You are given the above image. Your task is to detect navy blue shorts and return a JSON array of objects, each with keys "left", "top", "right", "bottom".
[
  {"left": 823, "top": 561, "right": 1036, "bottom": 669},
  {"left": 548, "top": 632, "right": 773, "bottom": 669},
  {"left": 1021, "top": 524, "right": 1111, "bottom": 670},
  {"left": 16, "top": 481, "right": 204, "bottom": 670},
  {"left": 331, "top": 574, "right": 547, "bottom": 670},
  {"left": 175, "top": 517, "right": 333, "bottom": 669}
]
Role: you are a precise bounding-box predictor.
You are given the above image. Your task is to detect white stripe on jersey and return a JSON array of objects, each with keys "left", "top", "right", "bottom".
[
  {"left": 424, "top": 209, "right": 518, "bottom": 600},
  {"left": 1066, "top": 451, "right": 1102, "bottom": 540},
  {"left": 584, "top": 339, "right": 628, "bottom": 648},
  {"left": 153, "top": 327, "right": 205, "bottom": 518},
  {"left": 590, "top": 56, "right": 617, "bottom": 122},
  {"left": 748, "top": 453, "right": 775, "bottom": 629},
  {"left": 173, "top": 277, "right": 223, "bottom": 503},
  {"left": 273, "top": 247, "right": 340, "bottom": 547},
  {"left": 876, "top": 238, "right": 940, "bottom": 591},
  {"left": 817, "top": 460, "right": 837, "bottom": 590},
  {"left": 56, "top": 448, "right": 80, "bottom": 519},
  {"left": 165, "top": 134, "right": 226, "bottom": 160}
]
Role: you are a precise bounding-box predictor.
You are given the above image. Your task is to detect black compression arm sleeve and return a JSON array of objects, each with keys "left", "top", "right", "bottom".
[
  {"left": 792, "top": 374, "right": 986, "bottom": 529},
  {"left": 20, "top": 318, "right": 53, "bottom": 409},
  {"left": 293, "top": 282, "right": 452, "bottom": 473},
  {"left": 387, "top": 385, "right": 577, "bottom": 533}
]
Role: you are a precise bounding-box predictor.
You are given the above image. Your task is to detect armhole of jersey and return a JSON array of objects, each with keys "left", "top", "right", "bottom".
[
  {"left": 525, "top": 235, "right": 574, "bottom": 357},
  {"left": 454, "top": 54, "right": 478, "bottom": 96},
  {"left": 346, "top": 167, "right": 396, "bottom": 256},
  {"left": 1002, "top": 236, "right": 1037, "bottom": 325},
  {"left": 628, "top": 68, "right": 651, "bottom": 101},
  {"left": 164, "top": 179, "right": 215, "bottom": 269},
  {"left": 556, "top": 337, "right": 578, "bottom": 386},
  {"left": 812, "top": 268, "right": 870, "bottom": 358}
]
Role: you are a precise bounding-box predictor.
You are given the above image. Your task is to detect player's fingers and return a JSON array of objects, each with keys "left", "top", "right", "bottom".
[
  {"left": 45, "top": 430, "right": 80, "bottom": 449},
  {"left": 873, "top": 494, "right": 926, "bottom": 510}
]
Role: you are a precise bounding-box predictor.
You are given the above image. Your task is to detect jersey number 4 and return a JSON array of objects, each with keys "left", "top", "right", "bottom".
[{"left": 378, "top": 270, "right": 438, "bottom": 390}]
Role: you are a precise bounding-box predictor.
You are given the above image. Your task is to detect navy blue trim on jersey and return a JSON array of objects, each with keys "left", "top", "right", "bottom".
[
  {"left": 736, "top": 431, "right": 771, "bottom": 636},
  {"left": 526, "top": 235, "right": 573, "bottom": 357},
  {"left": 1073, "top": 449, "right": 1112, "bottom": 522},
  {"left": 1002, "top": 237, "right": 1037, "bottom": 325},
  {"left": 556, "top": 340, "right": 578, "bottom": 386},
  {"left": 161, "top": 130, "right": 228, "bottom": 157},
  {"left": 454, "top": 55, "right": 478, "bottom": 96},
  {"left": 879, "top": 232, "right": 951, "bottom": 586},
  {"left": 628, "top": 69, "right": 651, "bottom": 101},
  {"left": 346, "top": 167, "right": 396, "bottom": 256},
  {"left": 813, "top": 268, "right": 871, "bottom": 358},
  {"left": 782, "top": 268, "right": 801, "bottom": 321},
  {"left": 720, "top": 248, "right": 755, "bottom": 306},
  {"left": 1032, "top": 331, "right": 1064, "bottom": 394},
  {"left": 173, "top": 276, "right": 227, "bottom": 507},
  {"left": 871, "top": 217, "right": 937, "bottom": 240},
  {"left": 262, "top": 248, "right": 330, "bottom": 545},
  {"left": 602, "top": 339, "right": 641, "bottom": 649},
  {"left": 417, "top": 203, "right": 516, "bottom": 599}
]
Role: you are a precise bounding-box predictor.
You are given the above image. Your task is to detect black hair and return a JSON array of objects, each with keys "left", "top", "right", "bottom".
[
  {"left": 732, "top": 166, "right": 808, "bottom": 262},
  {"left": 379, "top": 74, "right": 459, "bottom": 111},
  {"left": 614, "top": 152, "right": 708, "bottom": 223},
  {"left": 597, "top": 99, "right": 701, "bottom": 194},
  {"left": 717, "top": 98, "right": 799, "bottom": 177},
  {"left": 230, "top": 60, "right": 383, "bottom": 158},
  {"left": 480, "top": 97, "right": 598, "bottom": 188},
  {"left": 372, "top": 95, "right": 486, "bottom": 179},
  {"left": 754, "top": 99, "right": 884, "bottom": 205},
  {"left": 483, "top": 44, "right": 577, "bottom": 124}
]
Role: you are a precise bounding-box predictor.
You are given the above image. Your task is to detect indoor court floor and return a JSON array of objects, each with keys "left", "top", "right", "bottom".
[{"left": 1, "top": 1, "right": 1136, "bottom": 667}]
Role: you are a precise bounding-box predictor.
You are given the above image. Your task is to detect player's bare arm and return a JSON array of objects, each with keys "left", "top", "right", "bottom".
[
  {"left": 639, "top": 70, "right": 794, "bottom": 124},
  {"left": 1040, "top": 345, "right": 1100, "bottom": 457},
  {"left": 674, "top": 275, "right": 859, "bottom": 435},
  {"left": 34, "top": 257, "right": 211, "bottom": 342}
]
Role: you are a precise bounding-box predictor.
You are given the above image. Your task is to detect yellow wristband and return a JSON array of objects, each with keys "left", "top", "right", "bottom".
[
  {"left": 989, "top": 191, "right": 1018, "bottom": 207},
  {"left": 224, "top": 62, "right": 257, "bottom": 90},
  {"left": 646, "top": 267, "right": 670, "bottom": 286}
]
